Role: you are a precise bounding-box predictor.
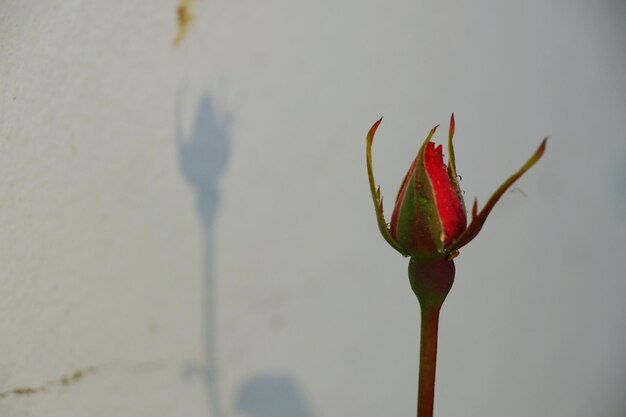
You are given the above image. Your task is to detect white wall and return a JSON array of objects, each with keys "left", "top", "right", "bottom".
[{"left": 1, "top": 1, "right": 625, "bottom": 416}]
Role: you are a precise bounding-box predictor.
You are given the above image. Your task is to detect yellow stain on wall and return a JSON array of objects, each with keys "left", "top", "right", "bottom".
[{"left": 173, "top": 0, "right": 195, "bottom": 46}]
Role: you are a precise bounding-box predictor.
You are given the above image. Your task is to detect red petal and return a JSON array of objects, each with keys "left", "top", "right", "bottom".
[{"left": 424, "top": 142, "right": 467, "bottom": 245}]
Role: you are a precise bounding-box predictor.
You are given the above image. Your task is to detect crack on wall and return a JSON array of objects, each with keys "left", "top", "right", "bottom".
[
  {"left": 0, "top": 361, "right": 164, "bottom": 400},
  {"left": 0, "top": 366, "right": 97, "bottom": 399}
]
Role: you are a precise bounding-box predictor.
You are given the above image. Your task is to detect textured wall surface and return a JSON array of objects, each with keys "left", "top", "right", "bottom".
[{"left": 1, "top": 1, "right": 625, "bottom": 416}]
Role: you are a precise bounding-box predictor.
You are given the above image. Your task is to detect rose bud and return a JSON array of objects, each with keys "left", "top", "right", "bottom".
[{"left": 366, "top": 114, "right": 546, "bottom": 261}]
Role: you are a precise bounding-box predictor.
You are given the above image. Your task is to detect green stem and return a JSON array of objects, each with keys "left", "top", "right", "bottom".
[
  {"left": 408, "top": 257, "right": 455, "bottom": 417},
  {"left": 417, "top": 305, "right": 441, "bottom": 417}
]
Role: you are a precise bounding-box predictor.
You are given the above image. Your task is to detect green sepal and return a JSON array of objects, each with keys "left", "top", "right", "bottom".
[
  {"left": 446, "top": 114, "right": 466, "bottom": 212},
  {"left": 394, "top": 125, "right": 446, "bottom": 259},
  {"left": 366, "top": 118, "right": 409, "bottom": 256},
  {"left": 447, "top": 113, "right": 457, "bottom": 178},
  {"left": 446, "top": 138, "right": 548, "bottom": 254}
]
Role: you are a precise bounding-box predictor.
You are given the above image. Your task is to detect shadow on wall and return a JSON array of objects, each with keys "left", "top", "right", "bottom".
[
  {"left": 176, "top": 92, "right": 315, "bottom": 417},
  {"left": 621, "top": 163, "right": 626, "bottom": 204},
  {"left": 236, "top": 375, "right": 314, "bottom": 417},
  {"left": 176, "top": 92, "right": 230, "bottom": 417}
]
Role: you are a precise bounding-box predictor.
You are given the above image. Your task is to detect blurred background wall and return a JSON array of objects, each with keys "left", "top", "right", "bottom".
[{"left": 0, "top": 1, "right": 625, "bottom": 416}]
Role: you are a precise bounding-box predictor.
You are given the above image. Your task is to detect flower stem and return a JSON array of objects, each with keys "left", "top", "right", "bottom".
[
  {"left": 408, "top": 258, "right": 455, "bottom": 417},
  {"left": 417, "top": 305, "right": 441, "bottom": 417}
]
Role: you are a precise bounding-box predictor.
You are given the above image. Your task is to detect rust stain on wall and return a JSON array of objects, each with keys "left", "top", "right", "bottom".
[
  {"left": 0, "top": 366, "right": 97, "bottom": 399},
  {"left": 56, "top": 368, "right": 95, "bottom": 386},
  {"left": 12, "top": 387, "right": 43, "bottom": 396},
  {"left": 0, "top": 361, "right": 163, "bottom": 400},
  {"left": 173, "top": 0, "right": 195, "bottom": 46}
]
